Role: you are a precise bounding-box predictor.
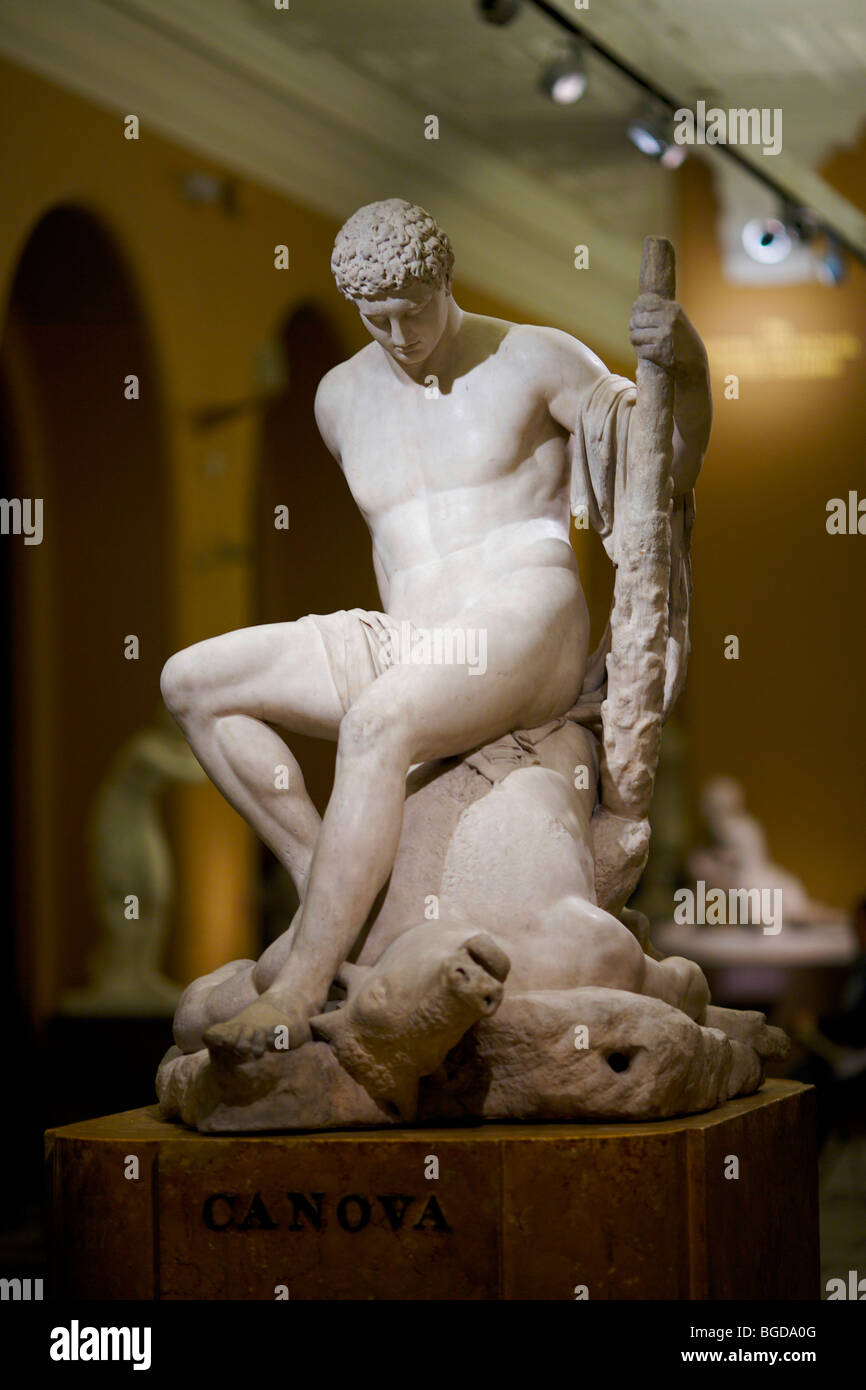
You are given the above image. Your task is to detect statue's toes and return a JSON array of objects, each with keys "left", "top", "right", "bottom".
[
  {"left": 203, "top": 1020, "right": 261, "bottom": 1059},
  {"left": 205, "top": 1004, "right": 312, "bottom": 1061},
  {"left": 235, "top": 1027, "right": 262, "bottom": 1058},
  {"left": 203, "top": 1022, "right": 242, "bottom": 1057}
]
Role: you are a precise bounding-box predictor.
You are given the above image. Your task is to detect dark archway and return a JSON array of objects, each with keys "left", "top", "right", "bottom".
[{"left": 0, "top": 205, "right": 172, "bottom": 1017}]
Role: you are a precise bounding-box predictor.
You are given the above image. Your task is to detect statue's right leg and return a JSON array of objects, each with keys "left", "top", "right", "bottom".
[{"left": 160, "top": 620, "right": 345, "bottom": 900}]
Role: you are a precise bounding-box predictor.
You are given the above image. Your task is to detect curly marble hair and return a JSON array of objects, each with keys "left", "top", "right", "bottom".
[{"left": 331, "top": 198, "right": 454, "bottom": 301}]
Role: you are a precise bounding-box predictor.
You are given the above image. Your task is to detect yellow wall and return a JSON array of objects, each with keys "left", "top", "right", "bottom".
[{"left": 676, "top": 149, "right": 866, "bottom": 910}]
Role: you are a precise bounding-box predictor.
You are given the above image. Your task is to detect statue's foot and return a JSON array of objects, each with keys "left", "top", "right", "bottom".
[{"left": 203, "top": 997, "right": 312, "bottom": 1061}]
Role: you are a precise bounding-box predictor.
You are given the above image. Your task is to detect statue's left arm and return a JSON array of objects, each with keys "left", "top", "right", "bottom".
[{"left": 543, "top": 302, "right": 710, "bottom": 509}]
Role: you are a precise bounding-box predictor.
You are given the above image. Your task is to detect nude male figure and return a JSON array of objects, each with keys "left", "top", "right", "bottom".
[{"left": 160, "top": 198, "right": 711, "bottom": 1059}]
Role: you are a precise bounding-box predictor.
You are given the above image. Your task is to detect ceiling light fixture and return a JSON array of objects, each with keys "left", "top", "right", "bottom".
[
  {"left": 741, "top": 217, "right": 793, "bottom": 264},
  {"left": 540, "top": 46, "right": 587, "bottom": 105},
  {"left": 514, "top": 0, "right": 865, "bottom": 267},
  {"left": 741, "top": 205, "right": 844, "bottom": 280},
  {"left": 626, "top": 106, "right": 687, "bottom": 169}
]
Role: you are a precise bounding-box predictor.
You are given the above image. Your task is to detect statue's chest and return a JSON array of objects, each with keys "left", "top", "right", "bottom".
[{"left": 341, "top": 380, "right": 545, "bottom": 517}]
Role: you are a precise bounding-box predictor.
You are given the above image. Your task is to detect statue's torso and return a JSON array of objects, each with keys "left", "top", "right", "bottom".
[{"left": 333, "top": 320, "right": 580, "bottom": 625}]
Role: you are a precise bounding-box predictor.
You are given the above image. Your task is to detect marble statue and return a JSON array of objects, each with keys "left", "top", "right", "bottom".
[
  {"left": 62, "top": 714, "right": 205, "bottom": 1015},
  {"left": 689, "top": 776, "right": 845, "bottom": 926},
  {"left": 156, "top": 198, "right": 787, "bottom": 1129}
]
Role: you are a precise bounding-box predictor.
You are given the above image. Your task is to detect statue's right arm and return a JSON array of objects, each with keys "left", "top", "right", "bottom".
[
  {"left": 315, "top": 364, "right": 388, "bottom": 606},
  {"left": 313, "top": 366, "right": 344, "bottom": 465}
]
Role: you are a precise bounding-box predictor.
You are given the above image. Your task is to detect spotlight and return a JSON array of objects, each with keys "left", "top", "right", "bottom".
[
  {"left": 540, "top": 47, "right": 587, "bottom": 105},
  {"left": 627, "top": 120, "right": 664, "bottom": 158},
  {"left": 626, "top": 108, "right": 687, "bottom": 168},
  {"left": 476, "top": 0, "right": 522, "bottom": 25},
  {"left": 741, "top": 217, "right": 793, "bottom": 264},
  {"left": 660, "top": 143, "right": 688, "bottom": 170}
]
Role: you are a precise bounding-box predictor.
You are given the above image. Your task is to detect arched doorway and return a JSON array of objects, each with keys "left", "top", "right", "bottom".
[
  {"left": 0, "top": 205, "right": 171, "bottom": 1022},
  {"left": 255, "top": 303, "right": 378, "bottom": 944}
]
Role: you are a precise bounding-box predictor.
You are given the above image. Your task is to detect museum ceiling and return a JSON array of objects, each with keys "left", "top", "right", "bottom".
[{"left": 1, "top": 0, "right": 864, "bottom": 352}]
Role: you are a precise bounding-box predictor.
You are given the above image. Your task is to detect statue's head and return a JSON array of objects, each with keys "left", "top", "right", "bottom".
[
  {"left": 331, "top": 198, "right": 454, "bottom": 367},
  {"left": 700, "top": 776, "right": 744, "bottom": 825}
]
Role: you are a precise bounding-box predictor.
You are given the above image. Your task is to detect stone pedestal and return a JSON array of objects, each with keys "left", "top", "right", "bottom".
[{"left": 46, "top": 1079, "right": 818, "bottom": 1300}]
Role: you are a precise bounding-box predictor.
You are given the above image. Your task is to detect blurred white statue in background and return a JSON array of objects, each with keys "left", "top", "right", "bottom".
[
  {"left": 689, "top": 776, "right": 845, "bottom": 927},
  {"left": 62, "top": 715, "right": 205, "bottom": 1016}
]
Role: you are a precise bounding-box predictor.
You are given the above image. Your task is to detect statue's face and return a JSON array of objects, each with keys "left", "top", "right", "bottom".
[
  {"left": 352, "top": 278, "right": 450, "bottom": 367},
  {"left": 703, "top": 777, "right": 741, "bottom": 820}
]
